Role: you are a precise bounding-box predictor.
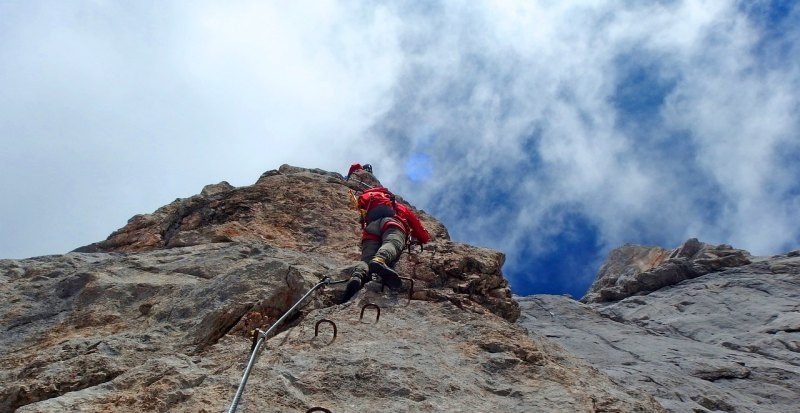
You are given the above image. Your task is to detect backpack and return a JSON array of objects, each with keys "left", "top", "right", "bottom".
[
  {"left": 357, "top": 187, "right": 397, "bottom": 223},
  {"left": 395, "top": 203, "right": 431, "bottom": 245}
]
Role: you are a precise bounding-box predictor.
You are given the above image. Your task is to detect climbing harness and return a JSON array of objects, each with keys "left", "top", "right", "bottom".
[{"left": 227, "top": 276, "right": 347, "bottom": 413}]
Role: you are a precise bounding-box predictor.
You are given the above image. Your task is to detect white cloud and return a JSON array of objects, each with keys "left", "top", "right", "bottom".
[
  {"left": 375, "top": 0, "right": 800, "bottom": 277},
  {"left": 1, "top": 1, "right": 798, "bottom": 297},
  {"left": 0, "top": 1, "right": 403, "bottom": 257}
]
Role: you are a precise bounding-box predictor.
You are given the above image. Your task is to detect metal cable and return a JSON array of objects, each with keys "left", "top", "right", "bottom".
[
  {"left": 532, "top": 297, "right": 555, "bottom": 318},
  {"left": 228, "top": 277, "right": 344, "bottom": 413}
]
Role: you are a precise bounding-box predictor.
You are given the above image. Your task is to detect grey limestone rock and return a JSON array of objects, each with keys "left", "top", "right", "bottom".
[
  {"left": 519, "top": 244, "right": 800, "bottom": 413},
  {"left": 582, "top": 238, "right": 752, "bottom": 303}
]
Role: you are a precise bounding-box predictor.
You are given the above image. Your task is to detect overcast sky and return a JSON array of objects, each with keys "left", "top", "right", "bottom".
[{"left": 2, "top": 1, "right": 798, "bottom": 297}]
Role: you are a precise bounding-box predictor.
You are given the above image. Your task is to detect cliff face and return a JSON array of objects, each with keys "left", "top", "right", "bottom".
[
  {"left": 519, "top": 239, "right": 800, "bottom": 412},
  {"left": 0, "top": 165, "right": 662, "bottom": 412},
  {"left": 73, "top": 164, "right": 518, "bottom": 322}
]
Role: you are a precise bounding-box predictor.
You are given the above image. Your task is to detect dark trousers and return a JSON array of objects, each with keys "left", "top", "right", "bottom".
[{"left": 353, "top": 217, "right": 406, "bottom": 280}]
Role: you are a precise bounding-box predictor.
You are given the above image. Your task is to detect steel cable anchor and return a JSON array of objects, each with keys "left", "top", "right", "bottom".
[
  {"left": 360, "top": 303, "right": 381, "bottom": 323},
  {"left": 228, "top": 276, "right": 341, "bottom": 413},
  {"left": 314, "top": 319, "right": 337, "bottom": 340},
  {"left": 379, "top": 276, "right": 414, "bottom": 302}
]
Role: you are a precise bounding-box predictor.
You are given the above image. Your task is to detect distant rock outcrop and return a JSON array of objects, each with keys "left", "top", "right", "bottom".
[
  {"left": 520, "top": 240, "right": 800, "bottom": 413},
  {"left": 582, "top": 238, "right": 752, "bottom": 303},
  {"left": 0, "top": 165, "right": 664, "bottom": 412}
]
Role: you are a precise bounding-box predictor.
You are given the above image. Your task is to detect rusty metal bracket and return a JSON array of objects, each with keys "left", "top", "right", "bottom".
[
  {"left": 400, "top": 276, "right": 413, "bottom": 301},
  {"left": 229, "top": 278, "right": 340, "bottom": 413},
  {"left": 380, "top": 276, "right": 414, "bottom": 302},
  {"left": 360, "top": 303, "right": 381, "bottom": 323},
  {"left": 314, "top": 319, "right": 337, "bottom": 339},
  {"left": 406, "top": 241, "right": 424, "bottom": 255},
  {"left": 306, "top": 408, "right": 332, "bottom": 413}
]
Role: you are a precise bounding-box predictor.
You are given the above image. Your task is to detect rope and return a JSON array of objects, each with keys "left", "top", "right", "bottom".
[
  {"left": 228, "top": 277, "right": 347, "bottom": 413},
  {"left": 532, "top": 298, "right": 555, "bottom": 318},
  {"left": 347, "top": 178, "right": 372, "bottom": 190}
]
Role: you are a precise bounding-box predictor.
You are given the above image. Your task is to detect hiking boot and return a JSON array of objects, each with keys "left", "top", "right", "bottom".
[
  {"left": 369, "top": 257, "right": 402, "bottom": 290},
  {"left": 339, "top": 275, "right": 362, "bottom": 304}
]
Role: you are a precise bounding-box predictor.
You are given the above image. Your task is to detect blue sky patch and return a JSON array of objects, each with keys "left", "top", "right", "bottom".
[
  {"left": 739, "top": 0, "right": 799, "bottom": 65},
  {"left": 611, "top": 50, "right": 678, "bottom": 128},
  {"left": 405, "top": 153, "right": 433, "bottom": 182},
  {"left": 505, "top": 210, "right": 602, "bottom": 298}
]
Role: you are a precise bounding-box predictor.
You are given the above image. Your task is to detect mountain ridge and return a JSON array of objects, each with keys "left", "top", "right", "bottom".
[{"left": 2, "top": 164, "right": 797, "bottom": 412}]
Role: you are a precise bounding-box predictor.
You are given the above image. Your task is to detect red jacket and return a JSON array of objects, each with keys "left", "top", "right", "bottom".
[{"left": 357, "top": 187, "right": 430, "bottom": 244}]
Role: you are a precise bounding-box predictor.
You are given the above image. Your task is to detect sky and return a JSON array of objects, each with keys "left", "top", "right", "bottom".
[{"left": 1, "top": 1, "right": 799, "bottom": 298}]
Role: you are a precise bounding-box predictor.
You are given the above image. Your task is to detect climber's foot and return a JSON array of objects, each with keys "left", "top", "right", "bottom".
[
  {"left": 369, "top": 258, "right": 402, "bottom": 290},
  {"left": 339, "top": 276, "right": 362, "bottom": 304}
]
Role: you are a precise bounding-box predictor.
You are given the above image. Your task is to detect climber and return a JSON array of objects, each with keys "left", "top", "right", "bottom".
[
  {"left": 345, "top": 163, "right": 372, "bottom": 180},
  {"left": 340, "top": 184, "right": 430, "bottom": 304}
]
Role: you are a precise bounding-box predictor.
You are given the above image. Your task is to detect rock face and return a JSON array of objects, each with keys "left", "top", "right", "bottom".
[
  {"left": 0, "top": 165, "right": 663, "bottom": 412},
  {"left": 519, "top": 241, "right": 800, "bottom": 413},
  {"left": 582, "top": 238, "right": 752, "bottom": 303},
  {"left": 73, "top": 164, "right": 517, "bottom": 322}
]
